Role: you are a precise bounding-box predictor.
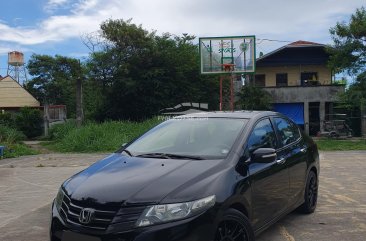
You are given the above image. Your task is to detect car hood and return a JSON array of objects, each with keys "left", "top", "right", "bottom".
[{"left": 63, "top": 153, "right": 223, "bottom": 205}]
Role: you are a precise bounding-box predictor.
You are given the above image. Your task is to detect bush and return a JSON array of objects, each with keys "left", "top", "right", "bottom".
[
  {"left": 48, "top": 120, "right": 77, "bottom": 140},
  {"left": 0, "top": 124, "right": 37, "bottom": 159},
  {"left": 236, "top": 86, "right": 272, "bottom": 110},
  {"left": 0, "top": 125, "right": 26, "bottom": 144},
  {"left": 15, "top": 107, "right": 43, "bottom": 138},
  {"left": 0, "top": 112, "right": 16, "bottom": 128},
  {"left": 47, "top": 117, "right": 162, "bottom": 152}
]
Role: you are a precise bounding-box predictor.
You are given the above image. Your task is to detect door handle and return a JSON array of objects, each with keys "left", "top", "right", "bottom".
[
  {"left": 276, "top": 157, "right": 286, "bottom": 164},
  {"left": 300, "top": 147, "right": 307, "bottom": 153}
]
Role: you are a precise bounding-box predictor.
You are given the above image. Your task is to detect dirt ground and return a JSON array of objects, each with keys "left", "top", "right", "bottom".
[{"left": 0, "top": 151, "right": 365, "bottom": 241}]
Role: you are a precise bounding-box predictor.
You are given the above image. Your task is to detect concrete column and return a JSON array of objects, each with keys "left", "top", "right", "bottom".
[
  {"left": 304, "top": 101, "right": 309, "bottom": 135},
  {"left": 319, "top": 102, "right": 325, "bottom": 132},
  {"left": 329, "top": 102, "right": 334, "bottom": 115}
]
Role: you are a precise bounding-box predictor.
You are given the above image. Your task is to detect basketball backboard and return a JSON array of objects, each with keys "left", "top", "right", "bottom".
[{"left": 199, "top": 36, "right": 256, "bottom": 74}]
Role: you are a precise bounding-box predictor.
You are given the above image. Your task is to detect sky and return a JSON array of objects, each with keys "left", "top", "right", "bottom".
[{"left": 0, "top": 0, "right": 364, "bottom": 79}]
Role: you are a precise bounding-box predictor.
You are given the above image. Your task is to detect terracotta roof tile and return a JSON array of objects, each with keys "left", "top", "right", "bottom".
[{"left": 288, "top": 40, "right": 322, "bottom": 46}]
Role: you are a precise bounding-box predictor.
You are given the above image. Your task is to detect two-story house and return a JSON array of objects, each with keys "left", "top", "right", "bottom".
[{"left": 254, "top": 40, "right": 345, "bottom": 135}]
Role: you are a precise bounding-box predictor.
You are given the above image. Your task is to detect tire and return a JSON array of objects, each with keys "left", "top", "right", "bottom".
[
  {"left": 214, "top": 209, "right": 255, "bottom": 241},
  {"left": 299, "top": 171, "right": 318, "bottom": 214}
]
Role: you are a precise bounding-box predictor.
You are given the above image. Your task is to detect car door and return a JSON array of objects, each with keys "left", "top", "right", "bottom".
[
  {"left": 272, "top": 117, "right": 308, "bottom": 207},
  {"left": 244, "top": 118, "right": 290, "bottom": 230}
]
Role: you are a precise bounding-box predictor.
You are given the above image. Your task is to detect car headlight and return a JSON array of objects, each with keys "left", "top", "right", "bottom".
[
  {"left": 54, "top": 188, "right": 64, "bottom": 212},
  {"left": 136, "top": 195, "right": 216, "bottom": 227}
]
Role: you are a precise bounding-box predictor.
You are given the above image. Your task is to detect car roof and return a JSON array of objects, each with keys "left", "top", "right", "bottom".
[{"left": 177, "top": 110, "right": 278, "bottom": 119}]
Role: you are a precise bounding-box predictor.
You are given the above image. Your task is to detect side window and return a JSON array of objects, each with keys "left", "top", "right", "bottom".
[
  {"left": 247, "top": 119, "right": 277, "bottom": 153},
  {"left": 274, "top": 118, "right": 300, "bottom": 146}
]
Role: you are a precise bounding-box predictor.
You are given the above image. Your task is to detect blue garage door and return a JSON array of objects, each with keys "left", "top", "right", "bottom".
[{"left": 273, "top": 103, "right": 304, "bottom": 125}]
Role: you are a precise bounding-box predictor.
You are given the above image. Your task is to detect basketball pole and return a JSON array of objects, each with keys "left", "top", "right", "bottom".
[
  {"left": 219, "top": 73, "right": 235, "bottom": 112},
  {"left": 219, "top": 76, "right": 223, "bottom": 111},
  {"left": 230, "top": 74, "right": 234, "bottom": 111}
]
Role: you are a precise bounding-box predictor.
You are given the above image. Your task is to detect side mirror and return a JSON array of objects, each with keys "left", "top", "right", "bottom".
[{"left": 251, "top": 148, "right": 276, "bottom": 163}]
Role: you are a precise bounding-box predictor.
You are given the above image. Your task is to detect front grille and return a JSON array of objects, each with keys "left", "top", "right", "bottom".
[
  {"left": 59, "top": 192, "right": 147, "bottom": 233},
  {"left": 60, "top": 193, "right": 118, "bottom": 231}
]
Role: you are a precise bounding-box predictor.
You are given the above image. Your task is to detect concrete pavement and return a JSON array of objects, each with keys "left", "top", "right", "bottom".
[
  {"left": 0, "top": 153, "right": 107, "bottom": 241},
  {"left": 0, "top": 151, "right": 365, "bottom": 241}
]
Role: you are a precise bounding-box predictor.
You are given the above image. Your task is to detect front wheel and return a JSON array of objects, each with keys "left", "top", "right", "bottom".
[
  {"left": 214, "top": 209, "right": 255, "bottom": 241},
  {"left": 299, "top": 171, "right": 318, "bottom": 214}
]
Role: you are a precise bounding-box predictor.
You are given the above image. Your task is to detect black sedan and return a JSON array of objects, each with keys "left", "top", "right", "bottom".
[{"left": 50, "top": 111, "right": 319, "bottom": 241}]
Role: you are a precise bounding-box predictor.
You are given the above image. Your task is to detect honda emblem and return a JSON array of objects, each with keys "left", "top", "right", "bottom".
[{"left": 79, "top": 208, "right": 95, "bottom": 224}]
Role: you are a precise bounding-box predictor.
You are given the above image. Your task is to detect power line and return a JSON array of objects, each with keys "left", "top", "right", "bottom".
[{"left": 256, "top": 38, "right": 293, "bottom": 44}]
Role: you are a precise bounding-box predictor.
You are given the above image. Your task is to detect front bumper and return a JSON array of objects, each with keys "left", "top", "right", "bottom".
[{"left": 50, "top": 202, "right": 216, "bottom": 241}]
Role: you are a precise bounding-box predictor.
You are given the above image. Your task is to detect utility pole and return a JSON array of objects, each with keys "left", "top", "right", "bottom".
[
  {"left": 44, "top": 103, "right": 49, "bottom": 136},
  {"left": 76, "top": 60, "right": 84, "bottom": 127},
  {"left": 361, "top": 98, "right": 366, "bottom": 138}
]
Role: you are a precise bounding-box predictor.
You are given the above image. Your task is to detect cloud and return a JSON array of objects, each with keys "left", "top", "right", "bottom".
[
  {"left": 0, "top": 0, "right": 364, "bottom": 48},
  {"left": 44, "top": 0, "right": 72, "bottom": 13},
  {"left": 0, "top": 42, "right": 31, "bottom": 55},
  {"left": 0, "top": 47, "right": 12, "bottom": 55}
]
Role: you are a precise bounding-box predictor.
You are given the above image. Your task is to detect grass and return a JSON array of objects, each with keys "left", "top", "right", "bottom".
[
  {"left": 45, "top": 118, "right": 163, "bottom": 153},
  {"left": 43, "top": 118, "right": 366, "bottom": 153},
  {"left": 0, "top": 124, "right": 39, "bottom": 159},
  {"left": 0, "top": 125, "right": 25, "bottom": 143},
  {"left": 315, "top": 139, "right": 366, "bottom": 151},
  {"left": 1, "top": 143, "right": 39, "bottom": 159}
]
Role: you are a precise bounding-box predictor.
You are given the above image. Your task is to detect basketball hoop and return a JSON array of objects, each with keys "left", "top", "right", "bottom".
[
  {"left": 221, "top": 63, "right": 235, "bottom": 72},
  {"left": 199, "top": 36, "right": 255, "bottom": 74},
  {"left": 199, "top": 36, "right": 256, "bottom": 111}
]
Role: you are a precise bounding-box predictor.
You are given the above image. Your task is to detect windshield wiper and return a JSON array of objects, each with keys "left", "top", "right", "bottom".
[
  {"left": 136, "top": 153, "right": 204, "bottom": 160},
  {"left": 121, "top": 149, "right": 134, "bottom": 157}
]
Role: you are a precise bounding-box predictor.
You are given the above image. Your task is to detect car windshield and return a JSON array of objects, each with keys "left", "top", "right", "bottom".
[{"left": 126, "top": 118, "right": 248, "bottom": 159}]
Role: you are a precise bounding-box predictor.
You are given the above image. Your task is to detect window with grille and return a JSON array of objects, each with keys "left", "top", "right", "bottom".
[
  {"left": 276, "top": 73, "right": 288, "bottom": 87},
  {"left": 254, "top": 74, "right": 265, "bottom": 87},
  {"left": 301, "top": 72, "right": 319, "bottom": 86},
  {"left": 301, "top": 72, "right": 318, "bottom": 81}
]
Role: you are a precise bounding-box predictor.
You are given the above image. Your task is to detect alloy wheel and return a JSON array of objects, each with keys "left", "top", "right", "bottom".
[
  {"left": 308, "top": 175, "right": 318, "bottom": 209},
  {"left": 215, "top": 220, "right": 249, "bottom": 241}
]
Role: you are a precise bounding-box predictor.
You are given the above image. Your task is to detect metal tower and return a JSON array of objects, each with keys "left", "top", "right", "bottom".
[{"left": 7, "top": 51, "right": 28, "bottom": 84}]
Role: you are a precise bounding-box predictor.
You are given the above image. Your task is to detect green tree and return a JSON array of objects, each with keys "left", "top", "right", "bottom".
[
  {"left": 236, "top": 85, "right": 272, "bottom": 110},
  {"left": 25, "top": 55, "right": 83, "bottom": 118},
  {"left": 88, "top": 19, "right": 218, "bottom": 120},
  {"left": 337, "top": 72, "right": 366, "bottom": 110},
  {"left": 328, "top": 7, "right": 366, "bottom": 110},
  {"left": 25, "top": 20, "right": 219, "bottom": 122},
  {"left": 328, "top": 7, "right": 366, "bottom": 75}
]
